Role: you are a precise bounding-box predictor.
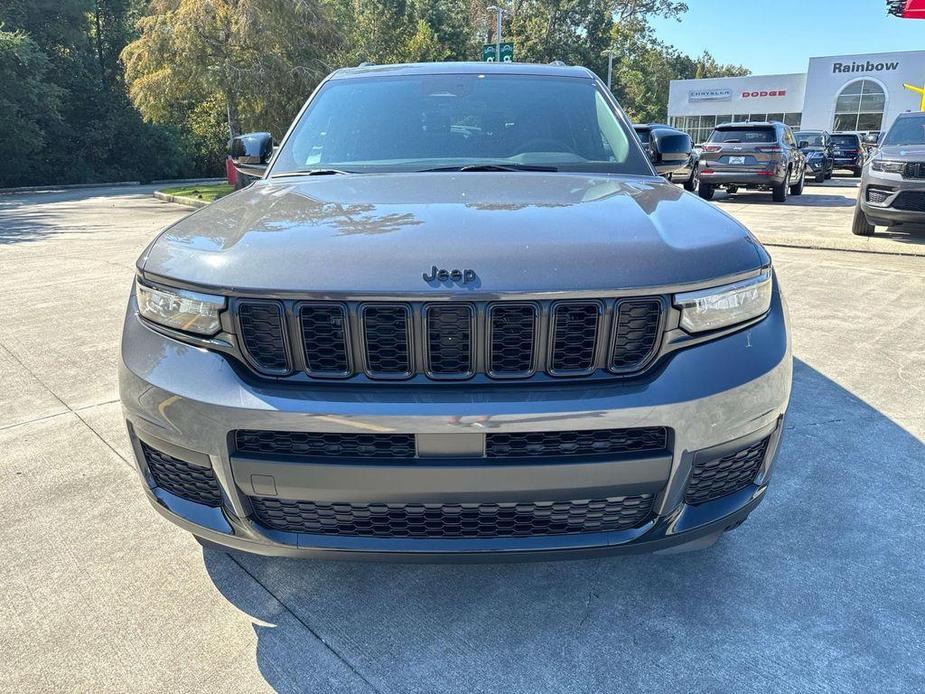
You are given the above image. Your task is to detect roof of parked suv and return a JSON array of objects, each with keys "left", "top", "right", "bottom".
[
  {"left": 330, "top": 61, "right": 596, "bottom": 80},
  {"left": 715, "top": 121, "right": 782, "bottom": 129}
]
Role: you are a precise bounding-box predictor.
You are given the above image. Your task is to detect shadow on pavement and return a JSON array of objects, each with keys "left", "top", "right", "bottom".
[
  {"left": 202, "top": 359, "right": 925, "bottom": 692},
  {"left": 715, "top": 190, "right": 856, "bottom": 208}
]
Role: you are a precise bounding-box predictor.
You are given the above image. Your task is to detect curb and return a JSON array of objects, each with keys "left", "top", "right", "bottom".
[
  {"left": 755, "top": 234, "right": 925, "bottom": 258},
  {"left": 151, "top": 177, "right": 224, "bottom": 186},
  {"left": 153, "top": 191, "right": 210, "bottom": 209},
  {"left": 0, "top": 180, "right": 140, "bottom": 194}
]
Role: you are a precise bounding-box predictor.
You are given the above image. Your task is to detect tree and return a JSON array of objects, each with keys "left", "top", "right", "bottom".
[
  {"left": 0, "top": 28, "right": 61, "bottom": 185},
  {"left": 122, "top": 0, "right": 341, "bottom": 143}
]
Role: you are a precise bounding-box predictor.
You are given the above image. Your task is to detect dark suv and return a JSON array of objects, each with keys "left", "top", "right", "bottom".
[
  {"left": 794, "top": 129, "right": 834, "bottom": 183},
  {"left": 698, "top": 122, "right": 806, "bottom": 202},
  {"left": 830, "top": 132, "right": 864, "bottom": 176},
  {"left": 121, "top": 63, "right": 791, "bottom": 560}
]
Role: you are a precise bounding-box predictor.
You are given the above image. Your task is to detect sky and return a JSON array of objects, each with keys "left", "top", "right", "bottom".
[{"left": 650, "top": 0, "right": 925, "bottom": 75}]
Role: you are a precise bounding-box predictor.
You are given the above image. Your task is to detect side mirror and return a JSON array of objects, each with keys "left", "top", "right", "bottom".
[
  {"left": 649, "top": 129, "right": 693, "bottom": 175},
  {"left": 230, "top": 132, "right": 274, "bottom": 177},
  {"left": 798, "top": 140, "right": 809, "bottom": 148}
]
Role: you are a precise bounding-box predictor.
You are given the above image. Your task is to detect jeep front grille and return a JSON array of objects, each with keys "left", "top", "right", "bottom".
[{"left": 233, "top": 296, "right": 665, "bottom": 382}]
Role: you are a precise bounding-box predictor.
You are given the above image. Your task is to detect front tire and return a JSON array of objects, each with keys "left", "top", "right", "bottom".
[
  {"left": 683, "top": 169, "right": 697, "bottom": 192},
  {"left": 698, "top": 182, "right": 714, "bottom": 200},
  {"left": 851, "top": 205, "right": 875, "bottom": 236},
  {"left": 815, "top": 170, "right": 825, "bottom": 183},
  {"left": 851, "top": 167, "right": 862, "bottom": 177},
  {"left": 790, "top": 167, "right": 805, "bottom": 195}
]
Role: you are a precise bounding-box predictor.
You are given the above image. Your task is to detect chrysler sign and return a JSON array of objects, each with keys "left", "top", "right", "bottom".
[{"left": 689, "top": 88, "right": 732, "bottom": 102}]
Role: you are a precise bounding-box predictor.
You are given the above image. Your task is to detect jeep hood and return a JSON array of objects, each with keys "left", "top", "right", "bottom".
[
  {"left": 141, "top": 173, "right": 766, "bottom": 293},
  {"left": 875, "top": 145, "right": 925, "bottom": 162}
]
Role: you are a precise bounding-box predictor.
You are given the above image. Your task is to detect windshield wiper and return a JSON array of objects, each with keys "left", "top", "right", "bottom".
[
  {"left": 419, "top": 163, "right": 558, "bottom": 172},
  {"left": 275, "top": 168, "right": 354, "bottom": 178}
]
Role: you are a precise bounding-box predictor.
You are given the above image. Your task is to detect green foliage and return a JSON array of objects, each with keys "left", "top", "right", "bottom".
[
  {"left": 0, "top": 0, "right": 748, "bottom": 187},
  {"left": 0, "top": 28, "right": 61, "bottom": 183}
]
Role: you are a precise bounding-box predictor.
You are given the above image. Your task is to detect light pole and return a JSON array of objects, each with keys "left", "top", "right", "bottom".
[
  {"left": 602, "top": 48, "right": 615, "bottom": 91},
  {"left": 487, "top": 5, "right": 508, "bottom": 62}
]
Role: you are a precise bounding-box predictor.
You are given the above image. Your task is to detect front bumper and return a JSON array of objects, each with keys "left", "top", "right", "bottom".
[
  {"left": 699, "top": 170, "right": 785, "bottom": 187},
  {"left": 120, "top": 288, "right": 792, "bottom": 560},
  {"left": 859, "top": 173, "right": 925, "bottom": 226}
]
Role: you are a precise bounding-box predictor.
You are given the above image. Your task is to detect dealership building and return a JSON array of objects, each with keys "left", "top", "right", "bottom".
[{"left": 667, "top": 50, "right": 925, "bottom": 143}]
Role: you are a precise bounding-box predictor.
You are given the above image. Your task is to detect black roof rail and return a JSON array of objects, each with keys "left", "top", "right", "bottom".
[
  {"left": 357, "top": 61, "right": 375, "bottom": 67},
  {"left": 548, "top": 60, "right": 567, "bottom": 67}
]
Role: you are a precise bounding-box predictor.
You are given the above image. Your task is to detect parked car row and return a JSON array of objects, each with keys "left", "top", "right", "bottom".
[{"left": 635, "top": 120, "right": 872, "bottom": 203}]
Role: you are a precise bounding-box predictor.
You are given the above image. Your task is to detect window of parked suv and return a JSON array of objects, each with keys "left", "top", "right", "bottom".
[
  {"left": 271, "top": 74, "right": 651, "bottom": 175},
  {"left": 795, "top": 132, "right": 825, "bottom": 146},
  {"left": 830, "top": 134, "right": 860, "bottom": 148},
  {"left": 882, "top": 115, "right": 925, "bottom": 145},
  {"left": 707, "top": 126, "right": 776, "bottom": 143}
]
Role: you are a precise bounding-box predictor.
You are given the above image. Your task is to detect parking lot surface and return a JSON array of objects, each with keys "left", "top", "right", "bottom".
[{"left": 1, "top": 182, "right": 924, "bottom": 692}]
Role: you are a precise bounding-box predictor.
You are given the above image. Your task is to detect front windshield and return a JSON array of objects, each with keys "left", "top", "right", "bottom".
[
  {"left": 882, "top": 116, "right": 925, "bottom": 146},
  {"left": 271, "top": 73, "right": 650, "bottom": 175},
  {"left": 795, "top": 131, "right": 824, "bottom": 146}
]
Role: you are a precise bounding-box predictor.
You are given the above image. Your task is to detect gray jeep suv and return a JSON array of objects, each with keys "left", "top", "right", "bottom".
[
  {"left": 853, "top": 111, "right": 925, "bottom": 235},
  {"left": 120, "top": 62, "right": 791, "bottom": 560},
  {"left": 698, "top": 121, "right": 807, "bottom": 202}
]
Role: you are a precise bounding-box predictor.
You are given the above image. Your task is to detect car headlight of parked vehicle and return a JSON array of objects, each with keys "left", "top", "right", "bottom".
[
  {"left": 675, "top": 269, "right": 773, "bottom": 333},
  {"left": 135, "top": 280, "right": 225, "bottom": 336},
  {"left": 870, "top": 159, "right": 905, "bottom": 174}
]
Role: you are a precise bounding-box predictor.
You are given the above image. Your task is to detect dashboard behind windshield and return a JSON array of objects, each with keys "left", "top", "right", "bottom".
[{"left": 271, "top": 74, "right": 651, "bottom": 175}]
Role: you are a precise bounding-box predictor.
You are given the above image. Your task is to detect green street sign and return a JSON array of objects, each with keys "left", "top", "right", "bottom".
[{"left": 482, "top": 42, "right": 514, "bottom": 62}]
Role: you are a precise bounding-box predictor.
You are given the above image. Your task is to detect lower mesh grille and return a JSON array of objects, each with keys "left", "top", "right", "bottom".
[
  {"left": 141, "top": 443, "right": 221, "bottom": 506},
  {"left": 893, "top": 191, "right": 925, "bottom": 212},
  {"left": 234, "top": 430, "right": 416, "bottom": 459},
  {"left": 486, "top": 427, "right": 668, "bottom": 458},
  {"left": 866, "top": 188, "right": 891, "bottom": 204},
  {"left": 249, "top": 495, "right": 655, "bottom": 538},
  {"left": 684, "top": 436, "right": 770, "bottom": 505}
]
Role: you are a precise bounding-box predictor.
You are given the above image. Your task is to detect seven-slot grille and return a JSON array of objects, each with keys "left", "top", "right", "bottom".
[
  {"left": 233, "top": 297, "right": 664, "bottom": 381},
  {"left": 904, "top": 161, "right": 925, "bottom": 179}
]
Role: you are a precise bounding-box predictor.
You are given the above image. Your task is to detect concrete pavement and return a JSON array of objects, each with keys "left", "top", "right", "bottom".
[{"left": 1, "top": 184, "right": 923, "bottom": 692}]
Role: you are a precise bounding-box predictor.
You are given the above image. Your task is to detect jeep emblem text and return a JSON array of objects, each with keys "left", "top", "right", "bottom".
[{"left": 423, "top": 266, "right": 477, "bottom": 284}]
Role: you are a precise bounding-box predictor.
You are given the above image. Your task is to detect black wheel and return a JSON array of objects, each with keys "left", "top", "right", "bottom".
[
  {"left": 726, "top": 185, "right": 738, "bottom": 194},
  {"left": 814, "top": 171, "right": 825, "bottom": 183},
  {"left": 851, "top": 204, "right": 875, "bottom": 236},
  {"left": 851, "top": 167, "right": 862, "bottom": 177},
  {"left": 771, "top": 175, "right": 788, "bottom": 202},
  {"left": 824, "top": 169, "right": 833, "bottom": 180},
  {"left": 683, "top": 169, "right": 697, "bottom": 192},
  {"left": 698, "top": 182, "right": 714, "bottom": 200},
  {"left": 790, "top": 167, "right": 805, "bottom": 195}
]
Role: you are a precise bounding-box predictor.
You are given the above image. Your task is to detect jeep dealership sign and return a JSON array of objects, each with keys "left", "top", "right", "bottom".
[{"left": 669, "top": 50, "right": 925, "bottom": 134}]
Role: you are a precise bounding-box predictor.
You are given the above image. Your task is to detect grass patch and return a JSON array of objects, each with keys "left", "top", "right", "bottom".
[{"left": 160, "top": 183, "right": 233, "bottom": 202}]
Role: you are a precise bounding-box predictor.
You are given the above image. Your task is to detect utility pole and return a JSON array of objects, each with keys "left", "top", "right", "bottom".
[
  {"left": 602, "top": 48, "right": 615, "bottom": 91},
  {"left": 487, "top": 5, "right": 507, "bottom": 62}
]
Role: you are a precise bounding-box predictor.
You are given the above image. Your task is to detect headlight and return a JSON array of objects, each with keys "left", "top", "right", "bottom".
[
  {"left": 870, "top": 159, "right": 905, "bottom": 174},
  {"left": 135, "top": 280, "right": 225, "bottom": 335},
  {"left": 675, "top": 270, "right": 773, "bottom": 333}
]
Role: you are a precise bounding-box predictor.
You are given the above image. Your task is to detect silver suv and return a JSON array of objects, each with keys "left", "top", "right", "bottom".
[
  {"left": 120, "top": 63, "right": 791, "bottom": 560},
  {"left": 698, "top": 122, "right": 807, "bottom": 202},
  {"left": 853, "top": 112, "right": 925, "bottom": 235}
]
